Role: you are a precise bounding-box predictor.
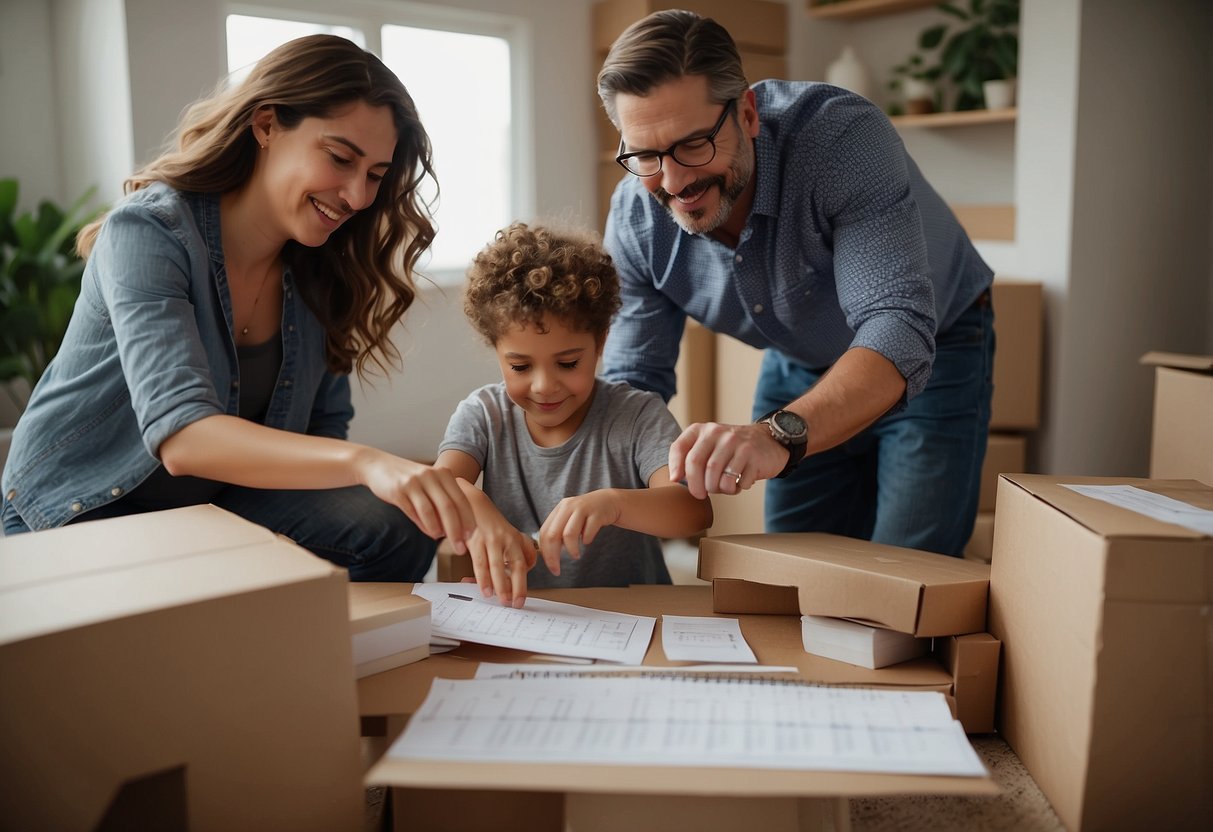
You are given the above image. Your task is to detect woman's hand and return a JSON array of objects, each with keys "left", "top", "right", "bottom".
[
  {"left": 537, "top": 490, "right": 623, "bottom": 573},
  {"left": 356, "top": 451, "right": 477, "bottom": 554}
]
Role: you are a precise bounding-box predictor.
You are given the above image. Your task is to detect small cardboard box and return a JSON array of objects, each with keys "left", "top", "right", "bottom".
[
  {"left": 990, "top": 280, "right": 1043, "bottom": 430},
  {"left": 979, "top": 433, "right": 1027, "bottom": 512},
  {"left": 989, "top": 474, "right": 1213, "bottom": 831},
  {"left": 963, "top": 512, "right": 996, "bottom": 564},
  {"left": 699, "top": 533, "right": 990, "bottom": 637},
  {"left": 1141, "top": 351, "right": 1213, "bottom": 485},
  {"left": 348, "top": 583, "right": 431, "bottom": 679},
  {"left": 0, "top": 505, "right": 363, "bottom": 831}
]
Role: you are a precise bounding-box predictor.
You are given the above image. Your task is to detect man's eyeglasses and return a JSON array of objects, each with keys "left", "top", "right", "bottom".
[{"left": 616, "top": 99, "right": 737, "bottom": 178}]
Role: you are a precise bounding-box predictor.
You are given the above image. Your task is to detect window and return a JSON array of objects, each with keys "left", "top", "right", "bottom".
[{"left": 225, "top": 5, "right": 528, "bottom": 283}]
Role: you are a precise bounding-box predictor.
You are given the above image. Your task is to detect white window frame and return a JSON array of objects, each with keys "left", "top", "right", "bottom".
[{"left": 224, "top": 0, "right": 535, "bottom": 286}]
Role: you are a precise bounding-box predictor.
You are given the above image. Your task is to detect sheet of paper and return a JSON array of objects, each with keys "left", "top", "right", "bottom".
[
  {"left": 389, "top": 676, "right": 986, "bottom": 777},
  {"left": 474, "top": 663, "right": 800, "bottom": 679},
  {"left": 412, "top": 583, "right": 656, "bottom": 665},
  {"left": 1063, "top": 484, "right": 1213, "bottom": 535},
  {"left": 661, "top": 615, "right": 757, "bottom": 663}
]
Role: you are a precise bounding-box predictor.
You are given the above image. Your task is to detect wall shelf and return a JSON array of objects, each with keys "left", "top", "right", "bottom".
[
  {"left": 890, "top": 108, "right": 1017, "bottom": 128},
  {"left": 807, "top": 0, "right": 937, "bottom": 20}
]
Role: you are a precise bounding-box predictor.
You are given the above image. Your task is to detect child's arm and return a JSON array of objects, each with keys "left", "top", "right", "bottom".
[
  {"left": 537, "top": 466, "right": 712, "bottom": 569},
  {"left": 435, "top": 449, "right": 536, "bottom": 608}
]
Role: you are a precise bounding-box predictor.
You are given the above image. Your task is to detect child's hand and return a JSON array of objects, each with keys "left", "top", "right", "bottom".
[
  {"left": 463, "top": 510, "right": 537, "bottom": 608},
  {"left": 538, "top": 490, "right": 623, "bottom": 573}
]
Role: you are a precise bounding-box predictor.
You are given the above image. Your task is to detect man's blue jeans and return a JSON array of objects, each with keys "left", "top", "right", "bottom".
[
  {"left": 2, "top": 484, "right": 436, "bottom": 582},
  {"left": 754, "top": 294, "right": 995, "bottom": 557}
]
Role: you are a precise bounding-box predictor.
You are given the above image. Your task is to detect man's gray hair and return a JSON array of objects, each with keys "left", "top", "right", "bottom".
[{"left": 596, "top": 10, "right": 749, "bottom": 126}]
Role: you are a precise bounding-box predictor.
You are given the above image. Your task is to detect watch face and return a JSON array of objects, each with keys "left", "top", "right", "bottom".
[{"left": 772, "top": 410, "right": 807, "bottom": 440}]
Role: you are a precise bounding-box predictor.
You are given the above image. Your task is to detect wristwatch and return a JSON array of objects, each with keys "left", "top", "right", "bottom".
[{"left": 757, "top": 409, "right": 808, "bottom": 478}]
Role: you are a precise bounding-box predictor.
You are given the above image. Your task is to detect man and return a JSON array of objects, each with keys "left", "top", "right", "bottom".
[{"left": 597, "top": 10, "right": 995, "bottom": 557}]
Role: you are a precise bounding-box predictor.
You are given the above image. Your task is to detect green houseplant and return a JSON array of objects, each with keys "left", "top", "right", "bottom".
[
  {"left": 0, "top": 178, "right": 98, "bottom": 412},
  {"left": 927, "top": 0, "right": 1020, "bottom": 111}
]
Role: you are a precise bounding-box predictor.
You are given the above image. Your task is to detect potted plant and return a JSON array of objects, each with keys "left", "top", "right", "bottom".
[
  {"left": 929, "top": 0, "right": 1020, "bottom": 111},
  {"left": 0, "top": 178, "right": 97, "bottom": 424},
  {"left": 888, "top": 51, "right": 944, "bottom": 116}
]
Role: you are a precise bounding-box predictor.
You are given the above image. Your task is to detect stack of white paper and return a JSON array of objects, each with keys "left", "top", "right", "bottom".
[{"left": 801, "top": 615, "right": 929, "bottom": 669}]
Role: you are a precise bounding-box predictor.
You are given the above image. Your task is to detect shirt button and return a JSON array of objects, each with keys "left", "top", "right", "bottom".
[
  {"left": 70, "top": 502, "right": 84, "bottom": 513},
  {"left": 5, "top": 489, "right": 15, "bottom": 501},
  {"left": 735, "top": 254, "right": 743, "bottom": 264},
  {"left": 232, "top": 380, "right": 240, "bottom": 389},
  {"left": 282, "top": 379, "right": 292, "bottom": 388},
  {"left": 753, "top": 303, "right": 764, "bottom": 314},
  {"left": 110, "top": 487, "right": 123, "bottom": 497},
  {"left": 288, "top": 325, "right": 295, "bottom": 333}
]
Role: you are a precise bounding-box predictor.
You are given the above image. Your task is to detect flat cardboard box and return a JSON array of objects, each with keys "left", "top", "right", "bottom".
[
  {"left": 699, "top": 533, "right": 990, "bottom": 637},
  {"left": 0, "top": 505, "right": 363, "bottom": 831},
  {"left": 348, "top": 582, "right": 431, "bottom": 678},
  {"left": 1141, "top": 351, "right": 1213, "bottom": 485},
  {"left": 979, "top": 433, "right": 1027, "bottom": 512},
  {"left": 990, "top": 280, "right": 1043, "bottom": 430},
  {"left": 989, "top": 474, "right": 1213, "bottom": 831},
  {"left": 362, "top": 585, "right": 996, "bottom": 832}
]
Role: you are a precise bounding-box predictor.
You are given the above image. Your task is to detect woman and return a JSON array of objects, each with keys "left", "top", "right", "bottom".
[{"left": 0, "top": 35, "right": 474, "bottom": 580}]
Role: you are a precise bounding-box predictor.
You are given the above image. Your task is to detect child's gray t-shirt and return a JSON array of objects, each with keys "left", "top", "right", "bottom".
[{"left": 438, "top": 378, "right": 682, "bottom": 587}]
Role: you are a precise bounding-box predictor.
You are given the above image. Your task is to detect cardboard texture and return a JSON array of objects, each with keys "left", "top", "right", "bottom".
[
  {"left": 964, "top": 511, "right": 996, "bottom": 564},
  {"left": 980, "top": 433, "right": 1027, "bottom": 512},
  {"left": 363, "top": 585, "right": 997, "bottom": 832},
  {"left": 348, "top": 582, "right": 431, "bottom": 679},
  {"left": 989, "top": 474, "right": 1213, "bottom": 831},
  {"left": 990, "top": 280, "right": 1043, "bottom": 430},
  {"left": 668, "top": 320, "right": 717, "bottom": 429},
  {"left": 708, "top": 333, "right": 767, "bottom": 536},
  {"left": 0, "top": 505, "right": 364, "bottom": 832},
  {"left": 592, "top": 0, "right": 787, "bottom": 54},
  {"left": 1141, "top": 352, "right": 1213, "bottom": 485},
  {"left": 699, "top": 533, "right": 990, "bottom": 637}
]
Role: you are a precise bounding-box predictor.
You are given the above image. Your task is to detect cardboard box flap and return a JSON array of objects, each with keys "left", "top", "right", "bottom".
[
  {"left": 0, "top": 539, "right": 337, "bottom": 646},
  {"left": 1140, "top": 351, "right": 1213, "bottom": 373},
  {"left": 1003, "top": 474, "right": 1213, "bottom": 540},
  {"left": 0, "top": 504, "right": 275, "bottom": 591},
  {"left": 347, "top": 582, "right": 430, "bottom": 635}
]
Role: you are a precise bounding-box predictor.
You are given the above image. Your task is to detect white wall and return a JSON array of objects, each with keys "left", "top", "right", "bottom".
[{"left": 1, "top": 0, "right": 65, "bottom": 209}]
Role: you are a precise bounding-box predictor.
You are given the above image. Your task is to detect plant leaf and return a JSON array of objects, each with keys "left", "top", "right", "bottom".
[
  {"left": 937, "top": 3, "right": 969, "bottom": 21},
  {"left": 920, "top": 25, "right": 947, "bottom": 50}
]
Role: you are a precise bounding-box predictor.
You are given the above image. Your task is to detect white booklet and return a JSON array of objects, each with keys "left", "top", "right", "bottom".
[
  {"left": 662, "top": 615, "right": 758, "bottom": 663},
  {"left": 411, "top": 583, "right": 656, "bottom": 665},
  {"left": 389, "top": 675, "right": 986, "bottom": 777}
]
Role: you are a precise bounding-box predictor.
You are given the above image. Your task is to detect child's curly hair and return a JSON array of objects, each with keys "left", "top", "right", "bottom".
[{"left": 464, "top": 222, "right": 621, "bottom": 344}]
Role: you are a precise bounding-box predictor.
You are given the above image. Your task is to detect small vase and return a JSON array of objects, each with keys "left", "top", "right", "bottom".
[
  {"left": 983, "top": 78, "right": 1017, "bottom": 110},
  {"left": 901, "top": 77, "right": 934, "bottom": 115},
  {"left": 826, "top": 46, "right": 871, "bottom": 99}
]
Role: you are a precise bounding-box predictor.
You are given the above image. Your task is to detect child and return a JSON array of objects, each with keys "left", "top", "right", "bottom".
[{"left": 437, "top": 222, "right": 712, "bottom": 606}]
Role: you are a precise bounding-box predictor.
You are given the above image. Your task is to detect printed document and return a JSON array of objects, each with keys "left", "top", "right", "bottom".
[
  {"left": 661, "top": 615, "right": 758, "bottom": 663},
  {"left": 412, "top": 583, "right": 655, "bottom": 665},
  {"left": 473, "top": 663, "right": 799, "bottom": 679},
  {"left": 389, "top": 675, "right": 986, "bottom": 777},
  {"left": 1063, "top": 484, "right": 1213, "bottom": 535}
]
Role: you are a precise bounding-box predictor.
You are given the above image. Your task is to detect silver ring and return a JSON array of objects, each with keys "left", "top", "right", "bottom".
[{"left": 723, "top": 468, "right": 742, "bottom": 488}]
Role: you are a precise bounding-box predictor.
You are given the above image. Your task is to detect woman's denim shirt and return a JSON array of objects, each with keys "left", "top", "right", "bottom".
[{"left": 2, "top": 183, "right": 353, "bottom": 530}]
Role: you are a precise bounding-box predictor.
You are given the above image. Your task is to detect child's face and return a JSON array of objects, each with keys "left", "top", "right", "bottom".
[{"left": 494, "top": 314, "right": 603, "bottom": 443}]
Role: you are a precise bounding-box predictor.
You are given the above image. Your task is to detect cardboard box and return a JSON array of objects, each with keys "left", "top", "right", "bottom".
[
  {"left": 593, "top": 0, "right": 787, "bottom": 55},
  {"left": 699, "top": 533, "right": 990, "bottom": 637},
  {"left": 707, "top": 333, "right": 767, "bottom": 536},
  {"left": 990, "top": 280, "right": 1043, "bottom": 430},
  {"left": 964, "top": 511, "right": 996, "bottom": 564},
  {"left": 979, "top": 433, "right": 1027, "bottom": 512},
  {"left": 348, "top": 583, "right": 431, "bottom": 679},
  {"left": 989, "top": 474, "right": 1213, "bottom": 831},
  {"left": 0, "top": 505, "right": 363, "bottom": 831},
  {"left": 1141, "top": 352, "right": 1213, "bottom": 485},
  {"left": 669, "top": 319, "right": 717, "bottom": 429}
]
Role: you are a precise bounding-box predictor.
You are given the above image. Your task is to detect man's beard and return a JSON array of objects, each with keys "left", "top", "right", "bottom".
[{"left": 654, "top": 146, "right": 753, "bottom": 235}]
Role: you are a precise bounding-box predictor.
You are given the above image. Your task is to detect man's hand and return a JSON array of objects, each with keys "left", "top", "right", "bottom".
[{"left": 668, "top": 422, "right": 789, "bottom": 500}]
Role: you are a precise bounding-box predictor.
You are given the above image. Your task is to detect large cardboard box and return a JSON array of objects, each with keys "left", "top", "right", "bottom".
[
  {"left": 707, "top": 333, "right": 767, "bottom": 536},
  {"left": 699, "top": 533, "right": 990, "bottom": 637},
  {"left": 1141, "top": 352, "right": 1213, "bottom": 485},
  {"left": 990, "top": 280, "right": 1043, "bottom": 430},
  {"left": 989, "top": 474, "right": 1213, "bottom": 831},
  {"left": 668, "top": 319, "right": 716, "bottom": 429},
  {"left": 0, "top": 505, "right": 363, "bottom": 831},
  {"left": 979, "top": 433, "right": 1027, "bottom": 512}
]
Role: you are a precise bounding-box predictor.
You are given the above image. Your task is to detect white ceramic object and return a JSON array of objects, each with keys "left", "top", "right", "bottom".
[
  {"left": 826, "top": 46, "right": 871, "bottom": 99},
  {"left": 983, "top": 78, "right": 1017, "bottom": 110}
]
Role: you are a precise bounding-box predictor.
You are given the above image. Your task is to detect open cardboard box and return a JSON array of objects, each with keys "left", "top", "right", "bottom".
[
  {"left": 0, "top": 505, "right": 363, "bottom": 831},
  {"left": 989, "top": 474, "right": 1213, "bottom": 831},
  {"left": 698, "top": 533, "right": 990, "bottom": 637},
  {"left": 361, "top": 585, "right": 996, "bottom": 832}
]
